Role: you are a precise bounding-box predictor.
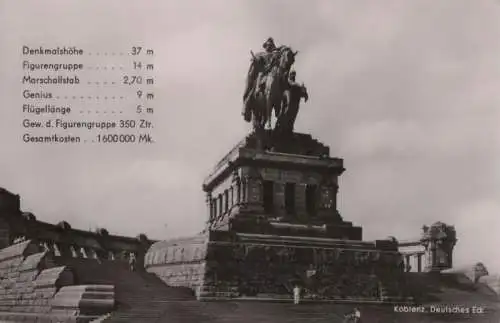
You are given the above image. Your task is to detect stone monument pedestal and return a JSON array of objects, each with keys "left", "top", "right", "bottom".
[
  {"left": 202, "top": 131, "right": 358, "bottom": 238},
  {"left": 145, "top": 132, "right": 409, "bottom": 302}
]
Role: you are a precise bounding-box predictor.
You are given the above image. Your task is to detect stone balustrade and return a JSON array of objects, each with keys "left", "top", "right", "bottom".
[{"left": 0, "top": 187, "right": 154, "bottom": 268}]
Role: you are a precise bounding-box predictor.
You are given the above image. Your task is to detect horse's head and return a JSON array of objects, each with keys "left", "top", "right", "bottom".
[{"left": 279, "top": 46, "right": 298, "bottom": 71}]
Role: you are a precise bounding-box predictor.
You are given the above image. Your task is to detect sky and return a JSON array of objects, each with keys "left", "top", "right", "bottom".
[{"left": 0, "top": 0, "right": 499, "bottom": 273}]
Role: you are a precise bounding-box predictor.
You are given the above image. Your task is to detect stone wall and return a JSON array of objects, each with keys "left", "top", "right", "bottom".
[
  {"left": 200, "top": 236, "right": 405, "bottom": 301},
  {"left": 0, "top": 240, "right": 115, "bottom": 323},
  {"left": 145, "top": 231, "right": 408, "bottom": 302},
  {"left": 144, "top": 235, "right": 208, "bottom": 290}
]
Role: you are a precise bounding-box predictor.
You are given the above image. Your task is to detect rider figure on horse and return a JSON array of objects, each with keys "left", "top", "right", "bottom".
[
  {"left": 242, "top": 37, "right": 280, "bottom": 121},
  {"left": 255, "top": 37, "right": 280, "bottom": 89}
]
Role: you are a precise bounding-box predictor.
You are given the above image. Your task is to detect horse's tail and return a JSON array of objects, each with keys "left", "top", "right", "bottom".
[{"left": 243, "top": 60, "right": 260, "bottom": 101}]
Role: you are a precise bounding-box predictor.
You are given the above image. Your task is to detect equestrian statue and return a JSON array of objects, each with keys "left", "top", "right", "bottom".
[{"left": 242, "top": 37, "right": 308, "bottom": 146}]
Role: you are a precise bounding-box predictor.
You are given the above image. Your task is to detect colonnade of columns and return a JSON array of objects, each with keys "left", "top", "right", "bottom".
[{"left": 402, "top": 252, "right": 424, "bottom": 272}]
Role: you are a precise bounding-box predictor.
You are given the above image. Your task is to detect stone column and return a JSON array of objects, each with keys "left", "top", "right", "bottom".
[
  {"left": 236, "top": 180, "right": 241, "bottom": 204},
  {"left": 241, "top": 177, "right": 247, "bottom": 204},
  {"left": 231, "top": 170, "right": 240, "bottom": 206},
  {"left": 229, "top": 187, "right": 234, "bottom": 209},
  {"left": 206, "top": 192, "right": 212, "bottom": 219},
  {"left": 53, "top": 243, "right": 62, "bottom": 257},
  {"left": 417, "top": 254, "right": 422, "bottom": 273},
  {"left": 405, "top": 255, "right": 410, "bottom": 271}
]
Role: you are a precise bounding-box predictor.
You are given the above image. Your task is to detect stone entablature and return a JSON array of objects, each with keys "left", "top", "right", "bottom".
[
  {"left": 203, "top": 146, "right": 343, "bottom": 192},
  {"left": 207, "top": 132, "right": 330, "bottom": 179}
]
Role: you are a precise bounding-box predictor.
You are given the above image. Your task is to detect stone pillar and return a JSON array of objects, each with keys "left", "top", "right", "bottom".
[
  {"left": 70, "top": 246, "right": 79, "bottom": 258},
  {"left": 296, "top": 184, "right": 307, "bottom": 219},
  {"left": 405, "top": 255, "right": 410, "bottom": 272},
  {"left": 241, "top": 175, "right": 264, "bottom": 213},
  {"left": 417, "top": 254, "right": 422, "bottom": 273},
  {"left": 274, "top": 182, "right": 285, "bottom": 217}
]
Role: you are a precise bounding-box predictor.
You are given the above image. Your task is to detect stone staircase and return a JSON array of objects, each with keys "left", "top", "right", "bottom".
[
  {"left": 53, "top": 258, "right": 199, "bottom": 322},
  {"left": 51, "top": 257, "right": 500, "bottom": 322},
  {"left": 104, "top": 270, "right": 499, "bottom": 322},
  {"left": 108, "top": 301, "right": 500, "bottom": 323}
]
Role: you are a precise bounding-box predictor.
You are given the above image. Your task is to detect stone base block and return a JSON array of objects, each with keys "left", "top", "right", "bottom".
[
  {"left": 146, "top": 230, "right": 408, "bottom": 303},
  {"left": 51, "top": 285, "right": 115, "bottom": 317}
]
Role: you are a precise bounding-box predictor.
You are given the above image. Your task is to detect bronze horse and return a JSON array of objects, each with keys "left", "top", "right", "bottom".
[{"left": 244, "top": 46, "right": 298, "bottom": 135}]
